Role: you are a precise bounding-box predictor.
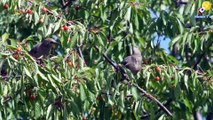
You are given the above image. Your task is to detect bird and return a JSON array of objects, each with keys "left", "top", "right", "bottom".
[
  {"left": 0, "top": 61, "right": 8, "bottom": 79},
  {"left": 29, "top": 38, "right": 58, "bottom": 59},
  {"left": 121, "top": 46, "right": 142, "bottom": 74},
  {"left": 207, "top": 107, "right": 213, "bottom": 120}
]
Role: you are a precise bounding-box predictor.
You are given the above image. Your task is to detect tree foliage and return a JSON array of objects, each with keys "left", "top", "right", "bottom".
[{"left": 0, "top": 0, "right": 213, "bottom": 119}]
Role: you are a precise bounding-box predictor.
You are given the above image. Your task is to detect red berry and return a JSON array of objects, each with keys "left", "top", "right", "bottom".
[
  {"left": 202, "top": 77, "right": 207, "bottom": 81},
  {"left": 155, "top": 66, "right": 161, "bottom": 72},
  {"left": 13, "top": 54, "right": 19, "bottom": 60},
  {"left": 20, "top": 9, "right": 25, "bottom": 13},
  {"left": 16, "top": 47, "right": 21, "bottom": 52},
  {"left": 92, "top": 107, "right": 96, "bottom": 112},
  {"left": 155, "top": 76, "right": 160, "bottom": 81},
  {"left": 63, "top": 25, "right": 69, "bottom": 31},
  {"left": 74, "top": 76, "right": 79, "bottom": 81},
  {"left": 143, "top": 59, "right": 148, "bottom": 64},
  {"left": 67, "top": 62, "right": 72, "bottom": 67},
  {"left": 74, "top": 5, "right": 81, "bottom": 10},
  {"left": 29, "top": 95, "right": 35, "bottom": 102},
  {"left": 27, "top": 9, "right": 32, "bottom": 14},
  {"left": 96, "top": 96, "right": 102, "bottom": 101},
  {"left": 60, "top": 26, "right": 64, "bottom": 31},
  {"left": 82, "top": 117, "right": 87, "bottom": 120},
  {"left": 4, "top": 4, "right": 8, "bottom": 9},
  {"left": 39, "top": 18, "right": 44, "bottom": 23},
  {"left": 42, "top": 7, "right": 48, "bottom": 13},
  {"left": 75, "top": 64, "right": 78, "bottom": 69}
]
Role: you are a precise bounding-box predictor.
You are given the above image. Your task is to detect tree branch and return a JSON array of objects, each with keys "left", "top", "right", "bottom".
[
  {"left": 192, "top": 52, "right": 205, "bottom": 69},
  {"left": 60, "top": 0, "right": 75, "bottom": 9},
  {"left": 192, "top": 39, "right": 213, "bottom": 69},
  {"left": 141, "top": 99, "right": 173, "bottom": 119},
  {"left": 76, "top": 45, "right": 86, "bottom": 65},
  {"left": 132, "top": 84, "right": 173, "bottom": 116}
]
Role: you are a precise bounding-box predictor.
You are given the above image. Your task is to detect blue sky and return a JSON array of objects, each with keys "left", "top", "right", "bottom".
[
  {"left": 150, "top": 9, "right": 171, "bottom": 54},
  {"left": 154, "top": 35, "right": 170, "bottom": 54}
]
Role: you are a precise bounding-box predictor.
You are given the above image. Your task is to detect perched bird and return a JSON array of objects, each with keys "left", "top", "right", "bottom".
[
  {"left": 29, "top": 38, "right": 58, "bottom": 59},
  {"left": 207, "top": 107, "right": 213, "bottom": 120},
  {"left": 121, "top": 46, "right": 142, "bottom": 74},
  {"left": 0, "top": 61, "right": 8, "bottom": 79}
]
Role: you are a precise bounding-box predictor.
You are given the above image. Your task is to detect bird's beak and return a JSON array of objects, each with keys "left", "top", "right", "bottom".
[{"left": 51, "top": 41, "right": 60, "bottom": 45}]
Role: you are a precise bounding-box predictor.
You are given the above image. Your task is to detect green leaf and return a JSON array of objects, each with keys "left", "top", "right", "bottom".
[
  {"left": 80, "top": 84, "right": 86, "bottom": 101},
  {"left": 70, "top": 100, "right": 80, "bottom": 116},
  {"left": 70, "top": 32, "right": 78, "bottom": 48},
  {"left": 33, "top": 11, "right": 39, "bottom": 25},
  {"left": 131, "top": 86, "right": 139, "bottom": 101},
  {"left": 24, "top": 67, "right": 32, "bottom": 79},
  {"left": 177, "top": 19, "right": 184, "bottom": 34},
  {"left": 190, "top": 26, "right": 199, "bottom": 32},
  {"left": 96, "top": 34, "right": 104, "bottom": 46},
  {"left": 53, "top": 19, "right": 62, "bottom": 33},
  {"left": 34, "top": 102, "right": 41, "bottom": 119},
  {"left": 193, "top": 39, "right": 197, "bottom": 54},
  {"left": 181, "top": 32, "right": 188, "bottom": 56},
  {"left": 1, "top": 33, "right": 9, "bottom": 42},
  {"left": 124, "top": 7, "right": 131, "bottom": 22},
  {"left": 46, "top": 105, "right": 54, "bottom": 119},
  {"left": 134, "top": 13, "right": 139, "bottom": 30},
  {"left": 190, "top": 3, "right": 196, "bottom": 16},
  {"left": 45, "top": 23, "right": 53, "bottom": 37},
  {"left": 48, "top": 74, "right": 58, "bottom": 93},
  {"left": 184, "top": 99, "right": 192, "bottom": 110},
  {"left": 41, "top": 25, "right": 47, "bottom": 37},
  {"left": 184, "top": 74, "right": 189, "bottom": 90},
  {"left": 37, "top": 71, "right": 48, "bottom": 82},
  {"left": 174, "top": 83, "right": 181, "bottom": 100},
  {"left": 51, "top": 74, "right": 61, "bottom": 88}
]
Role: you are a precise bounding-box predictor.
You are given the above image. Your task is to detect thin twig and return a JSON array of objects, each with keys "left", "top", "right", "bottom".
[
  {"left": 76, "top": 45, "right": 86, "bottom": 65},
  {"left": 192, "top": 39, "right": 213, "bottom": 69},
  {"left": 141, "top": 99, "right": 172, "bottom": 119},
  {"left": 60, "top": 0, "right": 66, "bottom": 7},
  {"left": 94, "top": 46, "right": 129, "bottom": 81},
  {"left": 133, "top": 84, "right": 173, "bottom": 116},
  {"left": 94, "top": 46, "right": 117, "bottom": 69},
  {"left": 45, "top": 9, "right": 62, "bottom": 20},
  {"left": 193, "top": 52, "right": 205, "bottom": 69}
]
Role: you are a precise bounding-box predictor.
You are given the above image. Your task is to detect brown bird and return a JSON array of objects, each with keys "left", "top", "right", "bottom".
[
  {"left": 121, "top": 46, "right": 142, "bottom": 74},
  {"left": 29, "top": 38, "right": 58, "bottom": 59}
]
